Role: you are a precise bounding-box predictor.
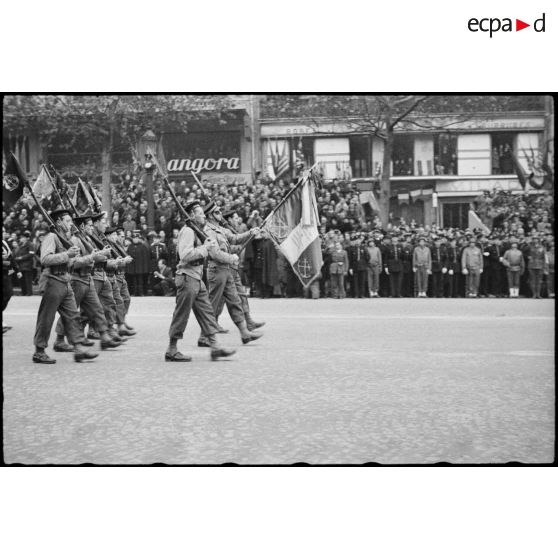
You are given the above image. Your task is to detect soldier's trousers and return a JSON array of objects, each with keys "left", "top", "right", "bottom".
[
  {"left": 108, "top": 277, "right": 125, "bottom": 325},
  {"left": 207, "top": 266, "right": 245, "bottom": 327},
  {"left": 168, "top": 275, "right": 219, "bottom": 340},
  {"left": 431, "top": 271, "right": 444, "bottom": 297},
  {"left": 90, "top": 278, "right": 117, "bottom": 328},
  {"left": 116, "top": 276, "right": 131, "bottom": 316},
  {"left": 215, "top": 267, "right": 252, "bottom": 323},
  {"left": 56, "top": 277, "right": 108, "bottom": 337},
  {"left": 33, "top": 277, "right": 86, "bottom": 349}
]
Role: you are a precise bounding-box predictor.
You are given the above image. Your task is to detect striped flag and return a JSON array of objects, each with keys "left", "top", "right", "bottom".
[
  {"left": 263, "top": 171, "right": 323, "bottom": 288},
  {"left": 275, "top": 140, "right": 290, "bottom": 179}
]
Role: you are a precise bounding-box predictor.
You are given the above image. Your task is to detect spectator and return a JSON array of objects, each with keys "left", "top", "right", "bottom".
[
  {"left": 152, "top": 258, "right": 175, "bottom": 296},
  {"left": 413, "top": 237, "right": 432, "bottom": 298}
]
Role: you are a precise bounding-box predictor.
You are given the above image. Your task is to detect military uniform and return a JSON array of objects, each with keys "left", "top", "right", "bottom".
[
  {"left": 53, "top": 231, "right": 114, "bottom": 348},
  {"left": 32, "top": 217, "right": 97, "bottom": 364},
  {"left": 527, "top": 242, "right": 548, "bottom": 298},
  {"left": 385, "top": 241, "right": 404, "bottom": 297},
  {"left": 348, "top": 241, "right": 369, "bottom": 298},
  {"left": 166, "top": 206, "right": 235, "bottom": 362},
  {"left": 430, "top": 242, "right": 447, "bottom": 298},
  {"left": 487, "top": 241, "right": 507, "bottom": 297},
  {"left": 444, "top": 244, "right": 460, "bottom": 298}
]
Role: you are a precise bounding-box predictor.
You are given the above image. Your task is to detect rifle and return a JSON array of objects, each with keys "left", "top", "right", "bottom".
[
  {"left": 47, "top": 165, "right": 98, "bottom": 254},
  {"left": 161, "top": 176, "right": 208, "bottom": 242},
  {"left": 24, "top": 183, "right": 74, "bottom": 249}
]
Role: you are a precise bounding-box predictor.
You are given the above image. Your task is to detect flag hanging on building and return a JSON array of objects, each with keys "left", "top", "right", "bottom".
[
  {"left": 263, "top": 171, "right": 323, "bottom": 288},
  {"left": 32, "top": 165, "right": 55, "bottom": 199},
  {"left": 3, "top": 152, "right": 28, "bottom": 209},
  {"left": 72, "top": 178, "right": 95, "bottom": 213},
  {"left": 275, "top": 139, "right": 290, "bottom": 179},
  {"left": 468, "top": 209, "right": 491, "bottom": 234},
  {"left": 266, "top": 141, "right": 277, "bottom": 181},
  {"left": 510, "top": 151, "right": 528, "bottom": 189}
]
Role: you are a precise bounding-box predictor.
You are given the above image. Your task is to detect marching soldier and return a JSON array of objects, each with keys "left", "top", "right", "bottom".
[
  {"left": 105, "top": 226, "right": 136, "bottom": 337},
  {"left": 52, "top": 215, "right": 121, "bottom": 352},
  {"left": 165, "top": 200, "right": 235, "bottom": 362},
  {"left": 85, "top": 213, "right": 125, "bottom": 343},
  {"left": 115, "top": 225, "right": 135, "bottom": 332},
  {"left": 31, "top": 208, "right": 98, "bottom": 364},
  {"left": 197, "top": 202, "right": 263, "bottom": 347},
  {"left": 218, "top": 209, "right": 265, "bottom": 331}
]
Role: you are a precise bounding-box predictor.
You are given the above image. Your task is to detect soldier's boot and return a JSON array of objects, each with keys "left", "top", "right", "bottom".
[
  {"left": 246, "top": 312, "right": 265, "bottom": 331},
  {"left": 207, "top": 334, "right": 236, "bottom": 361},
  {"left": 197, "top": 335, "right": 211, "bottom": 348},
  {"left": 164, "top": 338, "right": 192, "bottom": 362},
  {"left": 100, "top": 330, "right": 122, "bottom": 350},
  {"left": 32, "top": 347, "right": 56, "bottom": 364},
  {"left": 87, "top": 327, "right": 100, "bottom": 340},
  {"left": 238, "top": 321, "right": 263, "bottom": 345},
  {"left": 109, "top": 325, "right": 126, "bottom": 343},
  {"left": 118, "top": 324, "right": 136, "bottom": 336},
  {"left": 53, "top": 335, "right": 75, "bottom": 352},
  {"left": 73, "top": 343, "right": 99, "bottom": 363}
]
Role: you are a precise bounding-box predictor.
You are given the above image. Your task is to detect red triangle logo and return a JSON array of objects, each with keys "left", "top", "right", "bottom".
[{"left": 516, "top": 19, "right": 530, "bottom": 31}]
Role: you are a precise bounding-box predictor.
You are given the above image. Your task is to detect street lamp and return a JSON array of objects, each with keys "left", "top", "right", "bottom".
[{"left": 140, "top": 129, "right": 157, "bottom": 231}]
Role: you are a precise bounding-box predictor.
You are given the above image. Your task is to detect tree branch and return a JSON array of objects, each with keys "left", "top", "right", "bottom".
[{"left": 389, "top": 96, "right": 429, "bottom": 130}]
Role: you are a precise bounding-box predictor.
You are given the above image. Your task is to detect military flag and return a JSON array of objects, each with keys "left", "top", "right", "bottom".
[
  {"left": 275, "top": 139, "right": 290, "bottom": 179},
  {"left": 72, "top": 178, "right": 95, "bottom": 212},
  {"left": 263, "top": 169, "right": 323, "bottom": 288},
  {"left": 510, "top": 150, "right": 528, "bottom": 189},
  {"left": 2, "top": 152, "right": 28, "bottom": 209},
  {"left": 32, "top": 165, "right": 55, "bottom": 199}
]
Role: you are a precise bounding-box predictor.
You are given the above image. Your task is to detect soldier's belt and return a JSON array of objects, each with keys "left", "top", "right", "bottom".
[
  {"left": 93, "top": 263, "right": 106, "bottom": 271},
  {"left": 50, "top": 264, "right": 69, "bottom": 275},
  {"left": 73, "top": 270, "right": 92, "bottom": 278},
  {"left": 50, "top": 269, "right": 69, "bottom": 276}
]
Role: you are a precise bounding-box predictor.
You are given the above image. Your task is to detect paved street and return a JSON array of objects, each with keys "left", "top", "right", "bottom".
[{"left": 2, "top": 295, "right": 555, "bottom": 464}]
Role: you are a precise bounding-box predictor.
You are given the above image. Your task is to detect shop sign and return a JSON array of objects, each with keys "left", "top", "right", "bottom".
[{"left": 167, "top": 157, "right": 240, "bottom": 174}]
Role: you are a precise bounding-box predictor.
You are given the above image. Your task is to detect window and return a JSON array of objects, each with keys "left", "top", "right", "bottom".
[
  {"left": 490, "top": 132, "right": 515, "bottom": 175},
  {"left": 349, "top": 136, "right": 370, "bottom": 178},
  {"left": 434, "top": 133, "right": 457, "bottom": 175},
  {"left": 443, "top": 202, "right": 469, "bottom": 229},
  {"left": 392, "top": 135, "right": 414, "bottom": 176}
]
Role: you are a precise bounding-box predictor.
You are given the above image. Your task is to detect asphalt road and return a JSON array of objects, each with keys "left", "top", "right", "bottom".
[{"left": 2, "top": 295, "right": 555, "bottom": 464}]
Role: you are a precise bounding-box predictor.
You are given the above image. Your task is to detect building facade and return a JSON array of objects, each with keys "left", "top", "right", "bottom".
[{"left": 257, "top": 95, "right": 553, "bottom": 229}]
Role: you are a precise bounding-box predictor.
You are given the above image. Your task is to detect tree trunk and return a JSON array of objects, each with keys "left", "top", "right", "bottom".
[
  {"left": 379, "top": 132, "right": 393, "bottom": 229},
  {"left": 101, "top": 126, "right": 113, "bottom": 219}
]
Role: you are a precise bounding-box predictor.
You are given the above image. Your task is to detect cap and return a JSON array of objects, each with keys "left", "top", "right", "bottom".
[
  {"left": 221, "top": 209, "right": 236, "bottom": 219},
  {"left": 49, "top": 208, "right": 71, "bottom": 221},
  {"left": 132, "top": 229, "right": 141, "bottom": 237},
  {"left": 73, "top": 214, "right": 92, "bottom": 225},
  {"left": 90, "top": 211, "right": 107, "bottom": 222},
  {"left": 23, "top": 230, "right": 31, "bottom": 238},
  {"left": 203, "top": 200, "right": 217, "bottom": 215},
  {"left": 105, "top": 226, "right": 118, "bottom": 234},
  {"left": 184, "top": 200, "right": 202, "bottom": 214}
]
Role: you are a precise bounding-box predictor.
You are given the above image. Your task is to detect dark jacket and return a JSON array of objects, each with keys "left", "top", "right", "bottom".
[
  {"left": 385, "top": 244, "right": 404, "bottom": 273},
  {"left": 126, "top": 241, "right": 151, "bottom": 274},
  {"left": 348, "top": 244, "right": 370, "bottom": 272}
]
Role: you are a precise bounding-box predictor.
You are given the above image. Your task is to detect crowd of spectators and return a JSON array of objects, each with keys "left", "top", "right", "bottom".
[{"left": 3, "top": 170, "right": 555, "bottom": 300}]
